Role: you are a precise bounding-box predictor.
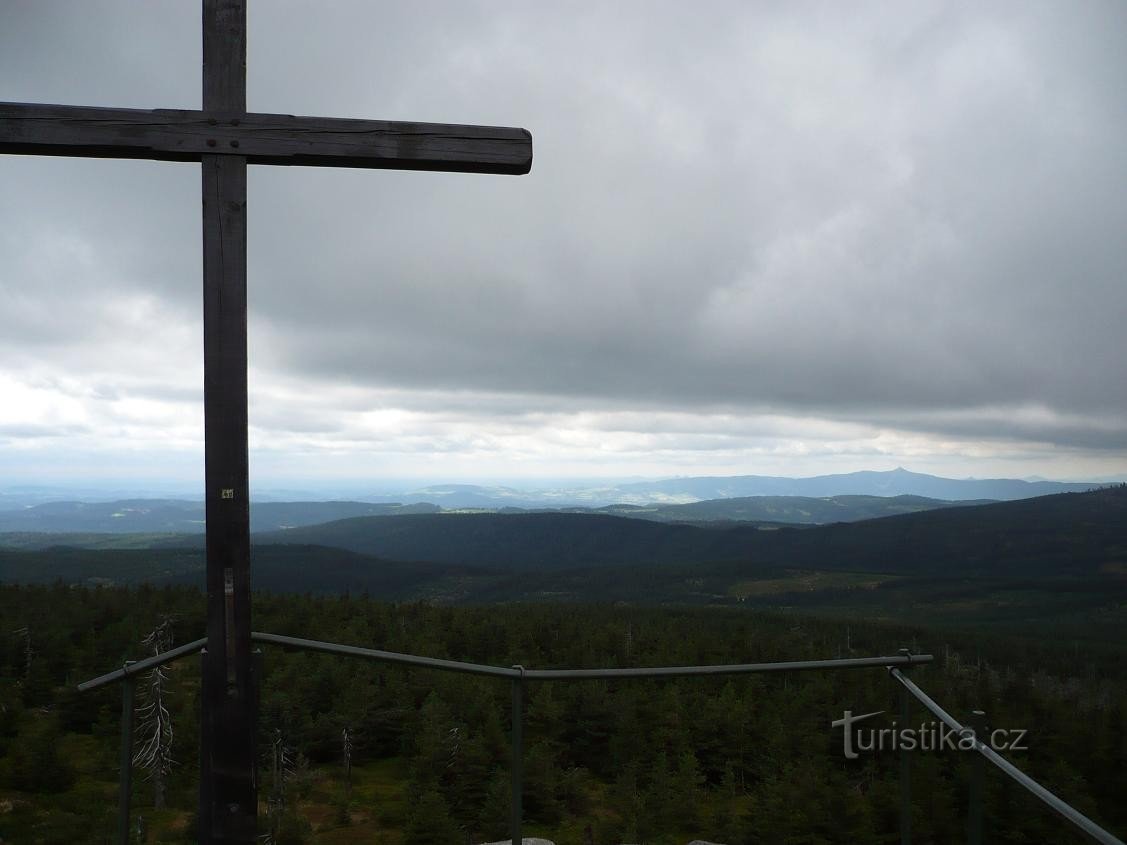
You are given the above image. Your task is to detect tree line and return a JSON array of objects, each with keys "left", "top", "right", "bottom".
[{"left": 0, "top": 583, "right": 1123, "bottom": 843}]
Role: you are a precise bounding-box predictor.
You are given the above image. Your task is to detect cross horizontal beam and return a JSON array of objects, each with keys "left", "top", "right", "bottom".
[{"left": 0, "top": 102, "right": 532, "bottom": 174}]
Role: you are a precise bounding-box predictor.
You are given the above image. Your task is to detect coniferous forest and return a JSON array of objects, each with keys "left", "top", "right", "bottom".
[{"left": 1, "top": 584, "right": 1124, "bottom": 844}]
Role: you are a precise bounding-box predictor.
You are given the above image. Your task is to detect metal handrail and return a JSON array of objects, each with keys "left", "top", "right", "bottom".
[
  {"left": 890, "top": 667, "right": 1126, "bottom": 845},
  {"left": 250, "top": 631, "right": 518, "bottom": 678},
  {"left": 77, "top": 637, "right": 208, "bottom": 692},
  {"left": 249, "top": 630, "right": 933, "bottom": 680},
  {"left": 76, "top": 632, "right": 1123, "bottom": 845}
]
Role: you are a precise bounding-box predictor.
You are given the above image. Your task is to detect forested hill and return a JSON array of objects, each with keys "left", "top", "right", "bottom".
[
  {"left": 579, "top": 493, "right": 989, "bottom": 524},
  {"left": 1, "top": 488, "right": 1124, "bottom": 628},
  {"left": 0, "top": 544, "right": 487, "bottom": 597},
  {"left": 255, "top": 486, "right": 1127, "bottom": 577},
  {"left": 255, "top": 512, "right": 754, "bottom": 571},
  {"left": 721, "top": 483, "right": 1127, "bottom": 577}
]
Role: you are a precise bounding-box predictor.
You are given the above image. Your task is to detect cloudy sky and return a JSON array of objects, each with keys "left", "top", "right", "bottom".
[{"left": 1, "top": 0, "right": 1125, "bottom": 491}]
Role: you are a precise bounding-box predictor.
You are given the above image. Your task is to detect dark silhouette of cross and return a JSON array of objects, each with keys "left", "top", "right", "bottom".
[{"left": 0, "top": 2, "right": 532, "bottom": 841}]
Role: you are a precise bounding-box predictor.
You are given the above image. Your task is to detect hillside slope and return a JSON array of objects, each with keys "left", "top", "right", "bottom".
[
  {"left": 259, "top": 487, "right": 1127, "bottom": 577},
  {"left": 3, "top": 489, "right": 1123, "bottom": 615},
  {"left": 583, "top": 493, "right": 987, "bottom": 524},
  {"left": 256, "top": 512, "right": 759, "bottom": 570},
  {"left": 0, "top": 544, "right": 486, "bottom": 599}
]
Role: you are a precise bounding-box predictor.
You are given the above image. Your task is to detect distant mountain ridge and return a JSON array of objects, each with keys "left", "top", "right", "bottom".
[
  {"left": 0, "top": 493, "right": 982, "bottom": 548},
  {"left": 0, "top": 468, "right": 1102, "bottom": 533},
  {"left": 0, "top": 490, "right": 991, "bottom": 535},
  {"left": 376, "top": 467, "right": 1098, "bottom": 507},
  {"left": 0, "top": 500, "right": 438, "bottom": 534},
  {"left": 609, "top": 467, "right": 1099, "bottom": 503}
]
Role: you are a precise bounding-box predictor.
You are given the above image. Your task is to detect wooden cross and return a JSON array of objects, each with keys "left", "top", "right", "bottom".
[{"left": 0, "top": 2, "right": 531, "bottom": 842}]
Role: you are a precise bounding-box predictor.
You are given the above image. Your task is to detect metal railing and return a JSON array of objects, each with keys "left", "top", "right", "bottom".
[
  {"left": 77, "top": 633, "right": 1125, "bottom": 845},
  {"left": 78, "top": 636, "right": 209, "bottom": 843},
  {"left": 890, "top": 667, "right": 1124, "bottom": 845}
]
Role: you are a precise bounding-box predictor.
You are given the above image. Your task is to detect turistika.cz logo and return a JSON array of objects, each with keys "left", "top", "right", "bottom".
[{"left": 831, "top": 710, "right": 1028, "bottom": 760}]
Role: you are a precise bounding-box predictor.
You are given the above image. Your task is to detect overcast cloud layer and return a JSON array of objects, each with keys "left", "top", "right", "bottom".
[{"left": 1, "top": 1, "right": 1125, "bottom": 487}]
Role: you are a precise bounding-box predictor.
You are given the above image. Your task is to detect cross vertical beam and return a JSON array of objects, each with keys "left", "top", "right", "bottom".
[
  {"left": 1, "top": 4, "right": 532, "bottom": 838},
  {"left": 200, "top": 1, "right": 255, "bottom": 842}
]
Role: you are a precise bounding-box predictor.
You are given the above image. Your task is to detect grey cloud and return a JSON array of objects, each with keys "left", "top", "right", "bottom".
[
  {"left": 0, "top": 422, "right": 91, "bottom": 439},
  {"left": 2, "top": 1, "right": 1125, "bottom": 466}
]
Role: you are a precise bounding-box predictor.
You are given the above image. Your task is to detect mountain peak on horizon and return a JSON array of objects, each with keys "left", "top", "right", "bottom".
[{"left": 612, "top": 468, "right": 1098, "bottom": 505}]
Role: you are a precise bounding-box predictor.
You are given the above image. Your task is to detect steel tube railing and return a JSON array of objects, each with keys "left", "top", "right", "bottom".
[
  {"left": 898, "top": 649, "right": 912, "bottom": 845},
  {"left": 78, "top": 636, "right": 209, "bottom": 692},
  {"left": 511, "top": 665, "right": 525, "bottom": 845},
  {"left": 79, "top": 634, "right": 933, "bottom": 845},
  {"left": 248, "top": 632, "right": 933, "bottom": 680},
  {"left": 890, "top": 667, "right": 1126, "bottom": 845},
  {"left": 523, "top": 653, "right": 933, "bottom": 680},
  {"left": 967, "top": 709, "right": 986, "bottom": 845},
  {"left": 250, "top": 631, "right": 520, "bottom": 678},
  {"left": 74, "top": 629, "right": 1124, "bottom": 845},
  {"left": 116, "top": 663, "right": 136, "bottom": 845}
]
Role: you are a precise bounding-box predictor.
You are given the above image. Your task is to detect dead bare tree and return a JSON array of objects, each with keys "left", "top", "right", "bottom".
[
  {"left": 342, "top": 726, "right": 353, "bottom": 800},
  {"left": 12, "top": 626, "right": 32, "bottom": 680},
  {"left": 262, "top": 728, "right": 298, "bottom": 844},
  {"left": 133, "top": 618, "right": 175, "bottom": 809}
]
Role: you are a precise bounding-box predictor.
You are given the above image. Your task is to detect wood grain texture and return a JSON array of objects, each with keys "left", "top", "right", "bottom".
[
  {"left": 4, "top": 2, "right": 531, "bottom": 839},
  {"left": 0, "top": 102, "right": 533, "bottom": 174},
  {"left": 200, "top": 153, "right": 256, "bottom": 844},
  {"left": 203, "top": 0, "right": 245, "bottom": 113},
  {"left": 200, "top": 1, "right": 255, "bottom": 842}
]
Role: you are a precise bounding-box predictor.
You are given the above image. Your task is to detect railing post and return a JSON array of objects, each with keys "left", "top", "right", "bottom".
[
  {"left": 967, "top": 710, "right": 986, "bottom": 845},
  {"left": 199, "top": 647, "right": 210, "bottom": 840},
  {"left": 511, "top": 665, "right": 525, "bottom": 845},
  {"left": 252, "top": 648, "right": 263, "bottom": 704},
  {"left": 117, "top": 661, "right": 136, "bottom": 845},
  {"left": 252, "top": 647, "right": 263, "bottom": 806},
  {"left": 898, "top": 649, "right": 912, "bottom": 845}
]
